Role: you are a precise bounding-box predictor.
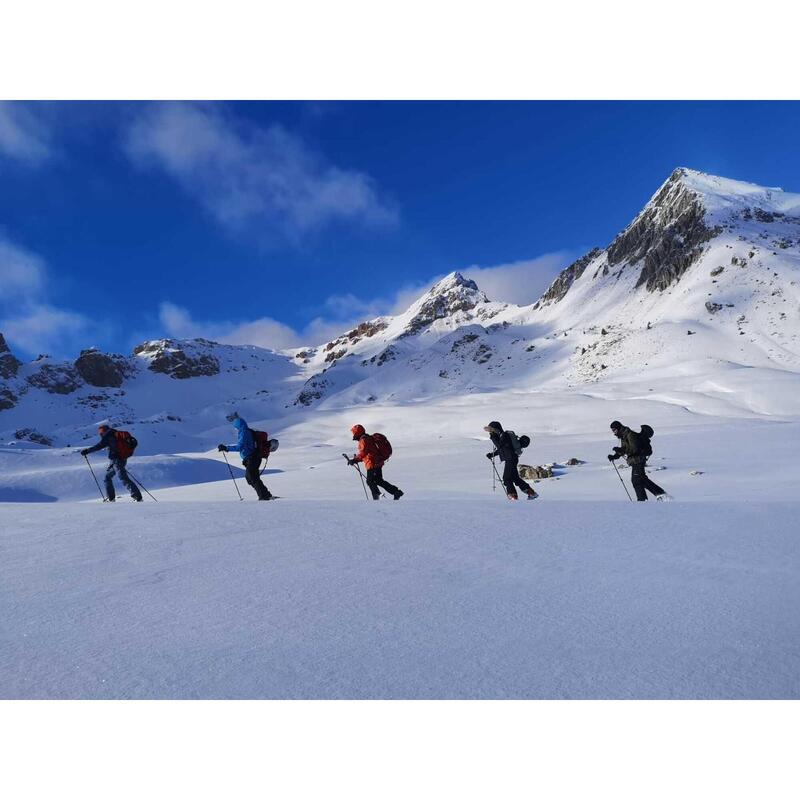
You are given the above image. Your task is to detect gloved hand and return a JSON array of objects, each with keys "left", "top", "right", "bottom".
[
  {"left": 486, "top": 452, "right": 494, "bottom": 460},
  {"left": 347, "top": 457, "right": 356, "bottom": 466},
  {"left": 80, "top": 449, "right": 89, "bottom": 457},
  {"left": 217, "top": 444, "right": 228, "bottom": 452},
  {"left": 607, "top": 453, "right": 619, "bottom": 462}
]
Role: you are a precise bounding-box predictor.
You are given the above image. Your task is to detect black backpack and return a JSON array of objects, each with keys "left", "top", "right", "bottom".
[{"left": 639, "top": 425, "right": 654, "bottom": 457}]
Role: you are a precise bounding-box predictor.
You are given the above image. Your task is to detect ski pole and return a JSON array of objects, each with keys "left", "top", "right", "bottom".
[
  {"left": 343, "top": 454, "right": 370, "bottom": 500},
  {"left": 83, "top": 454, "right": 107, "bottom": 502},
  {"left": 491, "top": 457, "right": 503, "bottom": 492},
  {"left": 126, "top": 469, "right": 158, "bottom": 502},
  {"left": 222, "top": 451, "right": 244, "bottom": 501},
  {"left": 611, "top": 459, "right": 633, "bottom": 502},
  {"left": 356, "top": 463, "right": 386, "bottom": 498}
]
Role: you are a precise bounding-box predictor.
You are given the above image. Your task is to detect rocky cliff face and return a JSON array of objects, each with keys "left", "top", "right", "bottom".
[
  {"left": 133, "top": 339, "right": 221, "bottom": 379},
  {"left": 536, "top": 168, "right": 748, "bottom": 307},
  {"left": 606, "top": 168, "right": 723, "bottom": 291},
  {"left": 74, "top": 348, "right": 132, "bottom": 388},
  {"left": 534, "top": 249, "right": 603, "bottom": 309},
  {"left": 0, "top": 334, "right": 22, "bottom": 380},
  {"left": 400, "top": 272, "right": 492, "bottom": 337},
  {"left": 27, "top": 363, "right": 82, "bottom": 395}
]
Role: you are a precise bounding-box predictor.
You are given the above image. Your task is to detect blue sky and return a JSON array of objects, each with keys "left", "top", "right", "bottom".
[{"left": 1, "top": 100, "right": 799, "bottom": 358}]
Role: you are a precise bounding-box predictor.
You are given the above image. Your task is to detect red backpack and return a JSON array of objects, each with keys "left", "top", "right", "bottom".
[
  {"left": 371, "top": 432, "right": 392, "bottom": 462},
  {"left": 114, "top": 430, "right": 138, "bottom": 459},
  {"left": 251, "top": 429, "right": 272, "bottom": 459}
]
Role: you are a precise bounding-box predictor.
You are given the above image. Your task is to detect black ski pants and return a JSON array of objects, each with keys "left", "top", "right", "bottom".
[
  {"left": 244, "top": 454, "right": 271, "bottom": 500},
  {"left": 105, "top": 457, "right": 141, "bottom": 501},
  {"left": 630, "top": 462, "right": 665, "bottom": 501},
  {"left": 366, "top": 466, "right": 399, "bottom": 500},
  {"left": 503, "top": 457, "right": 534, "bottom": 498}
]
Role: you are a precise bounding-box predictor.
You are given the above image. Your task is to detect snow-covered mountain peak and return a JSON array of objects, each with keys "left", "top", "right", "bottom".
[
  {"left": 427, "top": 270, "right": 480, "bottom": 295},
  {"left": 675, "top": 167, "right": 799, "bottom": 216},
  {"left": 399, "top": 270, "right": 491, "bottom": 337},
  {"left": 4, "top": 168, "right": 800, "bottom": 449}
]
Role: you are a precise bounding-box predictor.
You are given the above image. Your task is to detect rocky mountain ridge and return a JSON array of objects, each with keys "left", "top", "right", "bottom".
[{"left": 3, "top": 167, "right": 800, "bottom": 449}]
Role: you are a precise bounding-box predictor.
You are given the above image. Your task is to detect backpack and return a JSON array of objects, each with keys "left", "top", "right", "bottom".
[
  {"left": 114, "top": 430, "right": 138, "bottom": 459},
  {"left": 251, "top": 429, "right": 272, "bottom": 459},
  {"left": 505, "top": 430, "right": 524, "bottom": 457},
  {"left": 371, "top": 432, "right": 393, "bottom": 461},
  {"left": 638, "top": 425, "right": 654, "bottom": 458}
]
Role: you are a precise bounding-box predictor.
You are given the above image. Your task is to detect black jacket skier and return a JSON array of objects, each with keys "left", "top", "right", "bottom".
[
  {"left": 484, "top": 421, "right": 537, "bottom": 500},
  {"left": 80, "top": 424, "right": 142, "bottom": 502},
  {"left": 608, "top": 420, "right": 668, "bottom": 502}
]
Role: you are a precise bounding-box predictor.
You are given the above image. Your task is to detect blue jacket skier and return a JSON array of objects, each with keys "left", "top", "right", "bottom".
[{"left": 218, "top": 412, "right": 272, "bottom": 500}]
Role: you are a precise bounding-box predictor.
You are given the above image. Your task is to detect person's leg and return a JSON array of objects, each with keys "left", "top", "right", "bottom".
[
  {"left": 365, "top": 467, "right": 381, "bottom": 500},
  {"left": 502, "top": 461, "right": 518, "bottom": 498},
  {"left": 630, "top": 463, "right": 648, "bottom": 501},
  {"left": 116, "top": 458, "right": 142, "bottom": 500},
  {"left": 642, "top": 472, "right": 665, "bottom": 498},
  {"left": 374, "top": 466, "right": 400, "bottom": 497},
  {"left": 246, "top": 456, "right": 271, "bottom": 499},
  {"left": 511, "top": 463, "right": 536, "bottom": 496},
  {"left": 104, "top": 460, "right": 117, "bottom": 501}
]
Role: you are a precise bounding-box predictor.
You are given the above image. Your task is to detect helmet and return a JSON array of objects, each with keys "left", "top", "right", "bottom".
[
  {"left": 610, "top": 420, "right": 622, "bottom": 433},
  {"left": 351, "top": 424, "right": 365, "bottom": 440}
]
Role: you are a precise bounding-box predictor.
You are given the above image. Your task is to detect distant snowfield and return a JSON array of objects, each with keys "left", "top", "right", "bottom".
[
  {"left": 2, "top": 499, "right": 798, "bottom": 699},
  {"left": 2, "top": 389, "right": 800, "bottom": 699}
]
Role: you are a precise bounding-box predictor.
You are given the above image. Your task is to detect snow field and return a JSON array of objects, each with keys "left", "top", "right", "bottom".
[{"left": 2, "top": 499, "right": 798, "bottom": 699}]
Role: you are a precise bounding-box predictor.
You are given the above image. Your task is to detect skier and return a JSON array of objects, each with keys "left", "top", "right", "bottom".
[
  {"left": 607, "top": 420, "right": 672, "bottom": 501},
  {"left": 218, "top": 412, "right": 273, "bottom": 500},
  {"left": 484, "top": 421, "right": 538, "bottom": 500},
  {"left": 346, "top": 424, "right": 403, "bottom": 500},
  {"left": 80, "top": 422, "right": 142, "bottom": 502}
]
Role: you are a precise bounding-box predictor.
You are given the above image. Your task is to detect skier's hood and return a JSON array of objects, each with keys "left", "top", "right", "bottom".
[
  {"left": 484, "top": 421, "right": 503, "bottom": 433},
  {"left": 233, "top": 417, "right": 247, "bottom": 431}
]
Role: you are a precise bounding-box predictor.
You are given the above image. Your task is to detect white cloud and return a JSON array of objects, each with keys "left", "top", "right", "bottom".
[
  {"left": 0, "top": 236, "right": 46, "bottom": 298},
  {"left": 125, "top": 103, "right": 398, "bottom": 242},
  {"left": 158, "top": 302, "right": 301, "bottom": 351},
  {"left": 153, "top": 250, "right": 574, "bottom": 352},
  {"left": 460, "top": 251, "right": 575, "bottom": 306},
  {"left": 0, "top": 102, "right": 52, "bottom": 165},
  {"left": 0, "top": 235, "right": 94, "bottom": 358},
  {"left": 0, "top": 304, "right": 89, "bottom": 356}
]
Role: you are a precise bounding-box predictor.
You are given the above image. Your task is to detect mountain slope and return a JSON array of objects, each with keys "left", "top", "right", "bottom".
[{"left": 2, "top": 167, "right": 800, "bottom": 453}]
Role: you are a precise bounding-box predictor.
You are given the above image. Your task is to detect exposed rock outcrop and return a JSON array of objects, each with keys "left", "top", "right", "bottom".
[
  {"left": 133, "top": 339, "right": 220, "bottom": 379},
  {"left": 519, "top": 464, "right": 554, "bottom": 479},
  {"left": 606, "top": 168, "right": 723, "bottom": 291},
  {"left": 295, "top": 375, "right": 330, "bottom": 406},
  {"left": 27, "top": 364, "right": 82, "bottom": 394},
  {"left": 14, "top": 428, "right": 53, "bottom": 446},
  {"left": 0, "top": 333, "right": 22, "bottom": 379},
  {"left": 0, "top": 388, "right": 18, "bottom": 411},
  {"left": 74, "top": 348, "right": 129, "bottom": 388},
  {"left": 401, "top": 272, "right": 490, "bottom": 337},
  {"left": 534, "top": 248, "right": 602, "bottom": 308}
]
